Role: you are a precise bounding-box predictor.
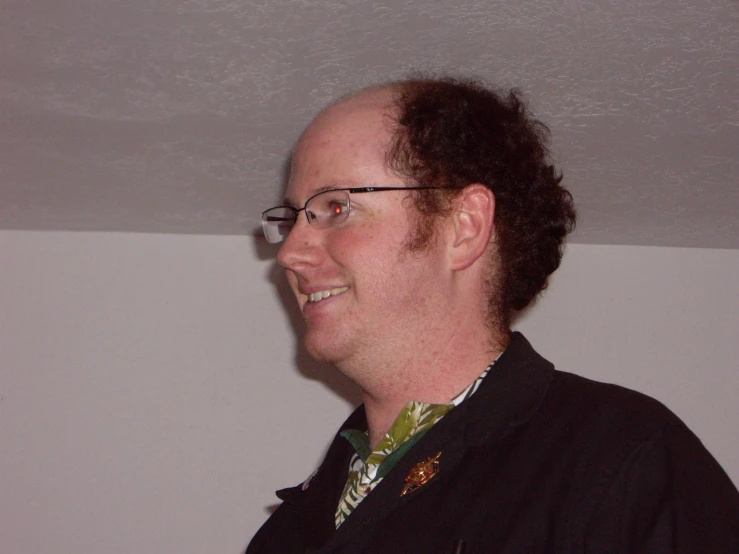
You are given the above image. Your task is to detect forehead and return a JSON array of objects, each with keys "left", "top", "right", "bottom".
[{"left": 286, "top": 91, "right": 397, "bottom": 203}]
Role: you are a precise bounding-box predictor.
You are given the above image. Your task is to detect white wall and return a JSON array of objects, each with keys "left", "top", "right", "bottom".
[{"left": 1, "top": 231, "right": 737, "bottom": 554}]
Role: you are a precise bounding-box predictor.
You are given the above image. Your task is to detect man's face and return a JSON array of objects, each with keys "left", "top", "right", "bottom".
[{"left": 277, "top": 92, "right": 448, "bottom": 381}]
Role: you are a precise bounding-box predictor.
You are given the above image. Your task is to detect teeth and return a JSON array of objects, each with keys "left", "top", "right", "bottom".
[{"left": 307, "top": 287, "right": 349, "bottom": 303}]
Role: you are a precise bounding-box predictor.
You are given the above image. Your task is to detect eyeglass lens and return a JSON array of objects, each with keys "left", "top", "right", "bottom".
[
  {"left": 262, "top": 208, "right": 294, "bottom": 243},
  {"left": 261, "top": 190, "right": 352, "bottom": 244}
]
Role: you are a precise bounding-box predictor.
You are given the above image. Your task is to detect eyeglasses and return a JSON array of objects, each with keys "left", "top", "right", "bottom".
[{"left": 261, "top": 186, "right": 445, "bottom": 244}]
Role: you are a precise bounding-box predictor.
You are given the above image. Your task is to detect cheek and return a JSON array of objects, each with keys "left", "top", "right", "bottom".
[{"left": 328, "top": 224, "right": 380, "bottom": 259}]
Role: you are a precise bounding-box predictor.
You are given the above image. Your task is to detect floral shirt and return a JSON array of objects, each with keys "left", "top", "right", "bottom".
[{"left": 335, "top": 361, "right": 496, "bottom": 527}]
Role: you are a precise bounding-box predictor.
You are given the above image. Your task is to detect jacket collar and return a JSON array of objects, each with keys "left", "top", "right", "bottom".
[{"left": 460, "top": 331, "right": 555, "bottom": 447}]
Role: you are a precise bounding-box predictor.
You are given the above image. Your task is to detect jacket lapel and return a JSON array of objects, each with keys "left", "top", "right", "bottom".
[{"left": 275, "top": 406, "right": 366, "bottom": 548}]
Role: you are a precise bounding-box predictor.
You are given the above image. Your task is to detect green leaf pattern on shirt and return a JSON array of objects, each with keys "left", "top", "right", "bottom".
[{"left": 334, "top": 361, "right": 496, "bottom": 528}]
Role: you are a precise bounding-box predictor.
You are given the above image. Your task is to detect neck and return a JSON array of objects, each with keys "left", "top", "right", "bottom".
[{"left": 354, "top": 326, "right": 509, "bottom": 449}]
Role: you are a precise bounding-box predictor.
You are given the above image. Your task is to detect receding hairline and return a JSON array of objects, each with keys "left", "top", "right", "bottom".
[
  {"left": 314, "top": 82, "right": 405, "bottom": 122},
  {"left": 293, "top": 84, "right": 404, "bottom": 164}
]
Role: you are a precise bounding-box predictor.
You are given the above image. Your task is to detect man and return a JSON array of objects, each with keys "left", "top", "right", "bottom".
[{"left": 250, "top": 77, "right": 739, "bottom": 553}]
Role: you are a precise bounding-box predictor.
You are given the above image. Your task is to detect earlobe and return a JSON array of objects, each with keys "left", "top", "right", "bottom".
[{"left": 448, "top": 184, "right": 495, "bottom": 271}]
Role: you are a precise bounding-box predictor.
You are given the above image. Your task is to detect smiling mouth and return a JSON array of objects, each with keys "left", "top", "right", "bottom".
[{"left": 307, "top": 287, "right": 349, "bottom": 303}]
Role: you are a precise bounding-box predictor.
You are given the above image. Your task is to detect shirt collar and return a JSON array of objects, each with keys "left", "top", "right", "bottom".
[{"left": 340, "top": 360, "right": 497, "bottom": 463}]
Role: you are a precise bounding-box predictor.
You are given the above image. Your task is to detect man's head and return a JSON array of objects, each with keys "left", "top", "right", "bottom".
[
  {"left": 384, "top": 77, "right": 576, "bottom": 332},
  {"left": 270, "top": 77, "right": 574, "bottom": 377},
  {"left": 275, "top": 89, "right": 454, "bottom": 379}
]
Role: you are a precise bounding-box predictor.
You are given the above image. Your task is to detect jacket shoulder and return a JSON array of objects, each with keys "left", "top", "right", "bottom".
[
  {"left": 546, "top": 370, "right": 686, "bottom": 439},
  {"left": 543, "top": 373, "right": 739, "bottom": 551}
]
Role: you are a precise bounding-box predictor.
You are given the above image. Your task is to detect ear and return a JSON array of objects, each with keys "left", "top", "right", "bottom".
[{"left": 447, "top": 184, "right": 495, "bottom": 271}]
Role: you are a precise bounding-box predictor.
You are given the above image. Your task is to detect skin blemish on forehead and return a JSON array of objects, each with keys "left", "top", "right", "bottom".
[{"left": 347, "top": 139, "right": 371, "bottom": 148}]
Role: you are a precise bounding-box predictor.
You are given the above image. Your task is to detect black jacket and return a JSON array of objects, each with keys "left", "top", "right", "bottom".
[{"left": 247, "top": 333, "right": 739, "bottom": 553}]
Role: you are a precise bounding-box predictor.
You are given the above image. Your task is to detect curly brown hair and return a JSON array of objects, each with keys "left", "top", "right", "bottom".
[{"left": 385, "top": 76, "right": 576, "bottom": 331}]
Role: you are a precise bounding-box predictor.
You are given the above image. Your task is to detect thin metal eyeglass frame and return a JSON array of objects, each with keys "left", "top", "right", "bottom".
[{"left": 260, "top": 186, "right": 447, "bottom": 240}]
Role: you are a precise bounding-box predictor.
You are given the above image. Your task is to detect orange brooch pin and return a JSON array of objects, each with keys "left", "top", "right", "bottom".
[{"left": 400, "top": 452, "right": 442, "bottom": 496}]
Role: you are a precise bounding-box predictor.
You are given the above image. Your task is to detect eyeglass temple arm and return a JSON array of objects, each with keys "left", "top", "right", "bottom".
[
  {"left": 345, "top": 186, "right": 441, "bottom": 194},
  {"left": 346, "top": 186, "right": 407, "bottom": 194}
]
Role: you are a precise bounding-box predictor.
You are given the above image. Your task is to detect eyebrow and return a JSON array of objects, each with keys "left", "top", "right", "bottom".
[{"left": 283, "top": 184, "right": 342, "bottom": 207}]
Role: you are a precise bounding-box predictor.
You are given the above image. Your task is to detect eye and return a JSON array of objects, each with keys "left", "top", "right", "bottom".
[
  {"left": 305, "top": 190, "right": 351, "bottom": 226},
  {"left": 327, "top": 199, "right": 350, "bottom": 218}
]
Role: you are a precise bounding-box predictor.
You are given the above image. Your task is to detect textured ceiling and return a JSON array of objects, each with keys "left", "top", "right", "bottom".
[{"left": 1, "top": 0, "right": 737, "bottom": 248}]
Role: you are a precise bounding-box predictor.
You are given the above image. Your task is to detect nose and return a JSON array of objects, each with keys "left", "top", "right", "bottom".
[{"left": 276, "top": 214, "right": 322, "bottom": 271}]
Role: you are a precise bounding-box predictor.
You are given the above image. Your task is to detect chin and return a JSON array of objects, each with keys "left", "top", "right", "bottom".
[{"left": 303, "top": 330, "right": 353, "bottom": 365}]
